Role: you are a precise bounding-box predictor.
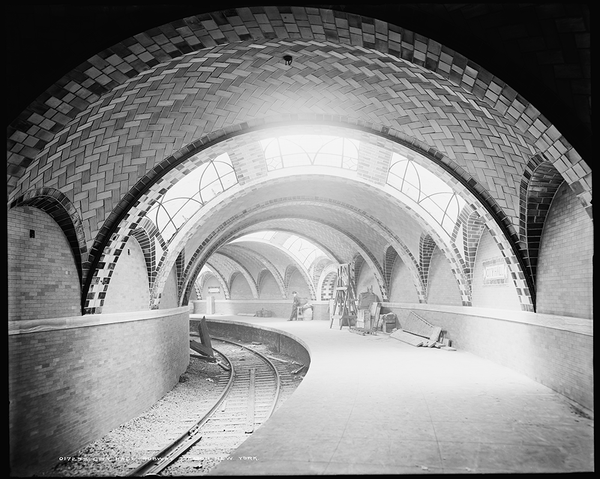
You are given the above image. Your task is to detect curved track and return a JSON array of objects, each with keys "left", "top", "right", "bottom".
[{"left": 129, "top": 337, "right": 296, "bottom": 476}]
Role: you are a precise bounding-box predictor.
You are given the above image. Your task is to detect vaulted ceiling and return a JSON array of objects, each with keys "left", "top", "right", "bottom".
[
  {"left": 6, "top": 4, "right": 591, "bottom": 313},
  {"left": 6, "top": 3, "right": 591, "bottom": 156}
]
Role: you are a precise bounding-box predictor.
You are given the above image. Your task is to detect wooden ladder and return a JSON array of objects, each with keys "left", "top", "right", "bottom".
[{"left": 329, "top": 263, "right": 357, "bottom": 329}]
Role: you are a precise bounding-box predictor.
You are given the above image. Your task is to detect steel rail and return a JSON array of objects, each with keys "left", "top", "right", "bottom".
[
  {"left": 214, "top": 336, "right": 282, "bottom": 420},
  {"left": 128, "top": 337, "right": 282, "bottom": 476},
  {"left": 127, "top": 345, "right": 234, "bottom": 477}
]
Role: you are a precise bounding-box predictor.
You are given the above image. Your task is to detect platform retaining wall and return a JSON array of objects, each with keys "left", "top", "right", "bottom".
[
  {"left": 194, "top": 318, "right": 311, "bottom": 368},
  {"left": 192, "top": 299, "right": 329, "bottom": 322},
  {"left": 382, "top": 304, "right": 593, "bottom": 413},
  {"left": 8, "top": 308, "right": 190, "bottom": 476}
]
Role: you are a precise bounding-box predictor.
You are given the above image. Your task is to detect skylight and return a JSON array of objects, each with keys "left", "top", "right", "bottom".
[
  {"left": 386, "top": 153, "right": 466, "bottom": 236},
  {"left": 146, "top": 153, "right": 238, "bottom": 242},
  {"left": 260, "top": 135, "right": 359, "bottom": 171},
  {"left": 231, "top": 231, "right": 327, "bottom": 269}
]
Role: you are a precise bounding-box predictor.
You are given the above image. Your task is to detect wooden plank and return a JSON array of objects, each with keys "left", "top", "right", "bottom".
[
  {"left": 197, "top": 316, "right": 213, "bottom": 354},
  {"left": 189, "top": 339, "right": 214, "bottom": 357},
  {"left": 429, "top": 326, "right": 442, "bottom": 342},
  {"left": 402, "top": 312, "right": 435, "bottom": 338},
  {"left": 390, "top": 330, "right": 424, "bottom": 347}
]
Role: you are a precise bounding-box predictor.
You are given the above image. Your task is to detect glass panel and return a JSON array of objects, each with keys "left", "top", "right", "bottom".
[
  {"left": 146, "top": 153, "right": 237, "bottom": 243},
  {"left": 387, "top": 158, "right": 407, "bottom": 192},
  {"left": 417, "top": 163, "right": 453, "bottom": 196},
  {"left": 444, "top": 194, "right": 462, "bottom": 222},
  {"left": 157, "top": 199, "right": 185, "bottom": 226},
  {"left": 220, "top": 170, "right": 237, "bottom": 190},
  {"left": 442, "top": 215, "right": 456, "bottom": 235},
  {"left": 419, "top": 196, "right": 445, "bottom": 223},
  {"left": 261, "top": 135, "right": 359, "bottom": 171},
  {"left": 424, "top": 192, "right": 453, "bottom": 213},
  {"left": 315, "top": 153, "right": 340, "bottom": 167},
  {"left": 200, "top": 163, "right": 220, "bottom": 190},
  {"left": 161, "top": 171, "right": 201, "bottom": 205},
  {"left": 286, "top": 152, "right": 311, "bottom": 167},
  {"left": 343, "top": 156, "right": 358, "bottom": 170},
  {"left": 266, "top": 156, "right": 283, "bottom": 170},
  {"left": 172, "top": 198, "right": 201, "bottom": 225},
  {"left": 263, "top": 138, "right": 280, "bottom": 157},
  {"left": 279, "top": 138, "right": 307, "bottom": 157},
  {"left": 385, "top": 152, "right": 465, "bottom": 237},
  {"left": 403, "top": 162, "right": 421, "bottom": 200},
  {"left": 235, "top": 230, "right": 326, "bottom": 270},
  {"left": 402, "top": 181, "right": 420, "bottom": 202},
  {"left": 214, "top": 159, "right": 234, "bottom": 176}
]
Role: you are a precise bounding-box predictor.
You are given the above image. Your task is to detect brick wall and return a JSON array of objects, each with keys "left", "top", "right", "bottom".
[
  {"left": 536, "top": 182, "right": 593, "bottom": 318},
  {"left": 471, "top": 229, "right": 522, "bottom": 310},
  {"left": 427, "top": 248, "right": 463, "bottom": 306},
  {"left": 258, "top": 273, "right": 283, "bottom": 299},
  {"left": 101, "top": 236, "right": 150, "bottom": 313},
  {"left": 388, "top": 258, "right": 419, "bottom": 303},
  {"left": 356, "top": 262, "right": 383, "bottom": 301},
  {"left": 202, "top": 276, "right": 227, "bottom": 300},
  {"left": 7, "top": 206, "right": 81, "bottom": 320},
  {"left": 159, "top": 265, "right": 180, "bottom": 309},
  {"left": 383, "top": 304, "right": 593, "bottom": 412},
  {"left": 8, "top": 309, "right": 189, "bottom": 476},
  {"left": 230, "top": 273, "right": 254, "bottom": 299},
  {"left": 287, "top": 270, "right": 312, "bottom": 300}
]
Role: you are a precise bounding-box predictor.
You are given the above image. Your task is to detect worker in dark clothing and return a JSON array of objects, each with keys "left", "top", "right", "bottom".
[{"left": 288, "top": 291, "right": 301, "bottom": 321}]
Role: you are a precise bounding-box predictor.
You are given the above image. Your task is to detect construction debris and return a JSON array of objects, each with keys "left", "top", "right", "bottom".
[
  {"left": 217, "top": 361, "right": 231, "bottom": 371},
  {"left": 266, "top": 355, "right": 291, "bottom": 364},
  {"left": 292, "top": 365, "right": 306, "bottom": 374},
  {"left": 389, "top": 311, "right": 454, "bottom": 350}
]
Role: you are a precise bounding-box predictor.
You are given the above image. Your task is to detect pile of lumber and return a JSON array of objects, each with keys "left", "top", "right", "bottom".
[{"left": 390, "top": 312, "right": 454, "bottom": 350}]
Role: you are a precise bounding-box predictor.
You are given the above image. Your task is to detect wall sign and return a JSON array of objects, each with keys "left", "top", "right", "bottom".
[
  {"left": 482, "top": 257, "right": 508, "bottom": 285},
  {"left": 208, "top": 287, "right": 220, "bottom": 293}
]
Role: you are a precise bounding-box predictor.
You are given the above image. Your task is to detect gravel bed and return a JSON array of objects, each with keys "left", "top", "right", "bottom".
[{"left": 36, "top": 343, "right": 305, "bottom": 477}]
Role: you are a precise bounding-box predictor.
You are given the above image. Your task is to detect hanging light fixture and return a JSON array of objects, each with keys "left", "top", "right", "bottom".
[{"left": 283, "top": 55, "right": 293, "bottom": 66}]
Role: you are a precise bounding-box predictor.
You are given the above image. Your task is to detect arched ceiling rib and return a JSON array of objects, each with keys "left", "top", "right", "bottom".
[
  {"left": 231, "top": 222, "right": 352, "bottom": 265},
  {"left": 173, "top": 183, "right": 428, "bottom": 305},
  {"left": 7, "top": 8, "right": 590, "bottom": 226},
  {"left": 6, "top": 4, "right": 590, "bottom": 162},
  {"left": 7, "top": 5, "right": 590, "bottom": 314}
]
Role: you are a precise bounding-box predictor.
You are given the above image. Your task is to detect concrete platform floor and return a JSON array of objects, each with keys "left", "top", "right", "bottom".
[{"left": 199, "top": 315, "right": 594, "bottom": 475}]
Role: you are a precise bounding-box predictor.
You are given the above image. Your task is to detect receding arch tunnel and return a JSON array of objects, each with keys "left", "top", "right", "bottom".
[
  {"left": 7, "top": 6, "right": 592, "bottom": 475},
  {"left": 6, "top": 4, "right": 591, "bottom": 318},
  {"left": 81, "top": 121, "right": 544, "bottom": 314}
]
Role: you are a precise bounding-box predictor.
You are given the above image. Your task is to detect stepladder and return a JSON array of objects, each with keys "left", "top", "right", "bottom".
[{"left": 329, "top": 263, "right": 357, "bottom": 329}]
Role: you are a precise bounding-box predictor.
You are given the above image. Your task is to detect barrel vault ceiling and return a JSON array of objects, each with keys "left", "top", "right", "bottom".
[{"left": 6, "top": 4, "right": 591, "bottom": 312}]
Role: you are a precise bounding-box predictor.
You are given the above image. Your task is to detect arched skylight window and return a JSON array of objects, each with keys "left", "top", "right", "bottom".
[
  {"left": 232, "top": 230, "right": 326, "bottom": 269},
  {"left": 386, "top": 153, "right": 465, "bottom": 236},
  {"left": 147, "top": 153, "right": 237, "bottom": 242},
  {"left": 260, "top": 135, "right": 359, "bottom": 171},
  {"left": 282, "top": 235, "right": 323, "bottom": 268}
]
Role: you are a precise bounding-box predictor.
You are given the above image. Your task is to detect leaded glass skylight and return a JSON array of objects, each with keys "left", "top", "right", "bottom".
[
  {"left": 146, "top": 153, "right": 238, "bottom": 242},
  {"left": 232, "top": 231, "right": 326, "bottom": 269},
  {"left": 282, "top": 235, "right": 324, "bottom": 268},
  {"left": 260, "top": 135, "right": 359, "bottom": 171},
  {"left": 386, "top": 153, "right": 465, "bottom": 236}
]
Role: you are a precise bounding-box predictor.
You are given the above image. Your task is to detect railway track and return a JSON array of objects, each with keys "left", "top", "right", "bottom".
[{"left": 128, "top": 337, "right": 301, "bottom": 476}]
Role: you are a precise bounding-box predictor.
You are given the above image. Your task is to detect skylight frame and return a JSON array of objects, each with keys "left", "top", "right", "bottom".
[{"left": 146, "top": 152, "right": 238, "bottom": 243}]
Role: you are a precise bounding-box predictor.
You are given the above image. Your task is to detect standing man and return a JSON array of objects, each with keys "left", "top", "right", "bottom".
[{"left": 288, "top": 291, "right": 301, "bottom": 321}]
